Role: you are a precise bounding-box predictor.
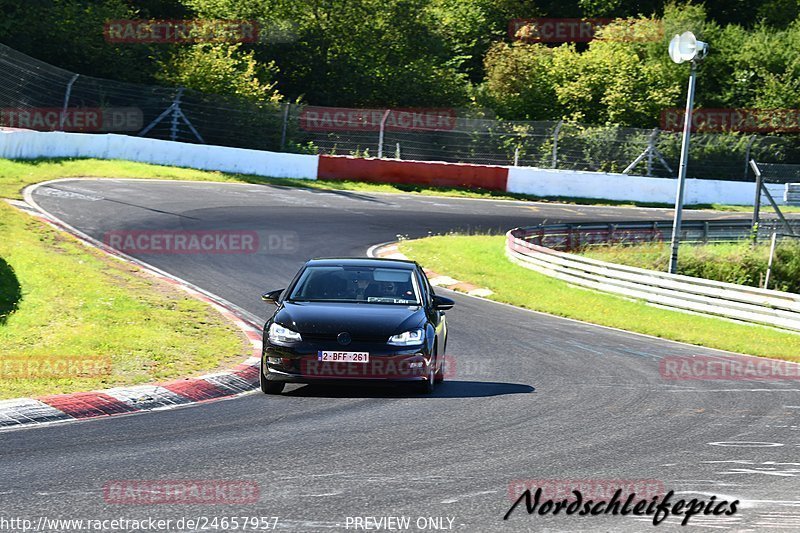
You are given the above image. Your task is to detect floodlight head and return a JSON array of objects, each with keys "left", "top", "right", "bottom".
[{"left": 668, "top": 31, "right": 708, "bottom": 64}]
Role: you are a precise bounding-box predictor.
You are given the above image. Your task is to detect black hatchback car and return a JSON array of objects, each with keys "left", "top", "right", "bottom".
[{"left": 260, "top": 258, "right": 454, "bottom": 394}]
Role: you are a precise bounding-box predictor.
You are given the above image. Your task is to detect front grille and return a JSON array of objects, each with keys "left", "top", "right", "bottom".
[{"left": 302, "top": 333, "right": 388, "bottom": 343}]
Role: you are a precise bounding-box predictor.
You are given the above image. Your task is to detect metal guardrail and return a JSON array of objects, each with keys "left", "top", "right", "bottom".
[
  {"left": 506, "top": 220, "right": 800, "bottom": 332},
  {"left": 514, "top": 219, "right": 800, "bottom": 252}
]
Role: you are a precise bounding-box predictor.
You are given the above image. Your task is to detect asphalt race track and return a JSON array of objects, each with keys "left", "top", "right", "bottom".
[{"left": 3, "top": 179, "right": 799, "bottom": 532}]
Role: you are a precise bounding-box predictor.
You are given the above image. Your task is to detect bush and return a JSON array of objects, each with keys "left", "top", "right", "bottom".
[{"left": 581, "top": 240, "right": 800, "bottom": 293}]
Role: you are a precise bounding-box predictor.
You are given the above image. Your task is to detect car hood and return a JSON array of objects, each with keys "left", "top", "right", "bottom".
[{"left": 274, "top": 302, "right": 425, "bottom": 338}]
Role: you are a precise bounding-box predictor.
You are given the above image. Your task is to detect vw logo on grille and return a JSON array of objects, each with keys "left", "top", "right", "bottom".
[{"left": 337, "top": 332, "right": 352, "bottom": 346}]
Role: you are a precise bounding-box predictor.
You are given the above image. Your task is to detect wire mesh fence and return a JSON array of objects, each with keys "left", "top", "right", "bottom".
[
  {"left": 2, "top": 42, "right": 800, "bottom": 182},
  {"left": 755, "top": 162, "right": 800, "bottom": 184}
]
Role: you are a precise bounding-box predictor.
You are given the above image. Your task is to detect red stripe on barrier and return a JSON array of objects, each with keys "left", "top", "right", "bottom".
[
  {"left": 39, "top": 392, "right": 139, "bottom": 418},
  {"left": 162, "top": 379, "right": 230, "bottom": 401},
  {"left": 318, "top": 155, "right": 508, "bottom": 191}
]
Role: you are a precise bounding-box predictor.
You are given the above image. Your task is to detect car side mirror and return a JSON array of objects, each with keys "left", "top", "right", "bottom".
[
  {"left": 261, "top": 289, "right": 284, "bottom": 305},
  {"left": 432, "top": 295, "right": 454, "bottom": 310}
]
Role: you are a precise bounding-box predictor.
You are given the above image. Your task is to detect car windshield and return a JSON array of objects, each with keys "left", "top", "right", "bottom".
[{"left": 288, "top": 265, "right": 420, "bottom": 305}]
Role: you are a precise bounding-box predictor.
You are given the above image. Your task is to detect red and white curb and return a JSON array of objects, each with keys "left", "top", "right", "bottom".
[
  {"left": 369, "top": 242, "right": 493, "bottom": 298},
  {"left": 0, "top": 187, "right": 266, "bottom": 431}
]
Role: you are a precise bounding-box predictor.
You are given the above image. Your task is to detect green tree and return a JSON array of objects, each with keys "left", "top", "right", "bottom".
[
  {"left": 477, "top": 42, "right": 562, "bottom": 120},
  {"left": 480, "top": 16, "right": 680, "bottom": 125},
  {"left": 184, "top": 0, "right": 470, "bottom": 106},
  {"left": 156, "top": 43, "right": 282, "bottom": 102},
  {"left": 0, "top": 0, "right": 159, "bottom": 82},
  {"left": 730, "top": 20, "right": 800, "bottom": 109},
  {"left": 756, "top": 0, "right": 800, "bottom": 28}
]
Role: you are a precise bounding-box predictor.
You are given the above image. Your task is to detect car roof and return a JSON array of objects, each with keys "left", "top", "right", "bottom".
[{"left": 307, "top": 257, "right": 417, "bottom": 270}]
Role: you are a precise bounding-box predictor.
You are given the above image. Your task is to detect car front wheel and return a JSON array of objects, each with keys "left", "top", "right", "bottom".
[
  {"left": 434, "top": 339, "right": 445, "bottom": 383},
  {"left": 418, "top": 353, "right": 436, "bottom": 394},
  {"left": 260, "top": 361, "right": 285, "bottom": 395}
]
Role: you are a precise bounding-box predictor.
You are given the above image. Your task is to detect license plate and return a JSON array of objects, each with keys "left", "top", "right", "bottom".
[{"left": 318, "top": 351, "right": 370, "bottom": 363}]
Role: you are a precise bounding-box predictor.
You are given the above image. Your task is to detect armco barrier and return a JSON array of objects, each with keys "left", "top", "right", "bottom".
[
  {"left": 0, "top": 130, "right": 786, "bottom": 205},
  {"left": 515, "top": 220, "right": 789, "bottom": 252},
  {"left": 506, "top": 221, "right": 800, "bottom": 332}
]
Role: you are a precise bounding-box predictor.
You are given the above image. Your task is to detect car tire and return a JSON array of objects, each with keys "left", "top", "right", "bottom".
[
  {"left": 418, "top": 353, "right": 436, "bottom": 394},
  {"left": 434, "top": 340, "right": 445, "bottom": 383},
  {"left": 260, "top": 361, "right": 285, "bottom": 395}
]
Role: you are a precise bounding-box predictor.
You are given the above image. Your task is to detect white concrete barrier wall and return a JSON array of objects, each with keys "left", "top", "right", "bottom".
[
  {"left": 0, "top": 131, "right": 319, "bottom": 180},
  {"left": 507, "top": 166, "right": 785, "bottom": 206}
]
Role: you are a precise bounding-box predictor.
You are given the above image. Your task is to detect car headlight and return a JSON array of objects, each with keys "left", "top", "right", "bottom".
[
  {"left": 387, "top": 328, "right": 424, "bottom": 346},
  {"left": 269, "top": 322, "right": 302, "bottom": 343}
]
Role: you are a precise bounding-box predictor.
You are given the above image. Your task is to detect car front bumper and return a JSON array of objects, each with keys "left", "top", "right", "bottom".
[{"left": 263, "top": 342, "right": 432, "bottom": 384}]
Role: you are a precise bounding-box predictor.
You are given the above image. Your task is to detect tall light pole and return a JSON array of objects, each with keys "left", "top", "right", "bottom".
[{"left": 667, "top": 31, "right": 708, "bottom": 274}]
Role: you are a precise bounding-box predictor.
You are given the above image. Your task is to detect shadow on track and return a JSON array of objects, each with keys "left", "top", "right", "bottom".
[
  {"left": 38, "top": 185, "right": 201, "bottom": 220},
  {"left": 283, "top": 380, "right": 534, "bottom": 399},
  {"left": 265, "top": 183, "right": 394, "bottom": 205},
  {"left": 0, "top": 257, "right": 21, "bottom": 325}
]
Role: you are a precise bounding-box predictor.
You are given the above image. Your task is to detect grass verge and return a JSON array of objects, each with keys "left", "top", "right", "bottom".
[
  {"left": 0, "top": 200, "right": 249, "bottom": 399},
  {"left": 1, "top": 157, "right": 795, "bottom": 211},
  {"left": 398, "top": 235, "right": 800, "bottom": 362}
]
